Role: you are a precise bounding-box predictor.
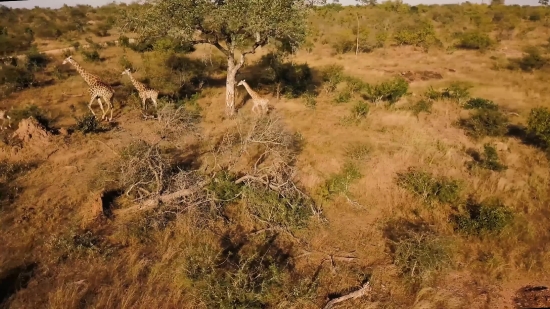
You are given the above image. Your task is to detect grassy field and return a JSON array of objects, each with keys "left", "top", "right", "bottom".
[{"left": 1, "top": 2, "right": 550, "bottom": 309}]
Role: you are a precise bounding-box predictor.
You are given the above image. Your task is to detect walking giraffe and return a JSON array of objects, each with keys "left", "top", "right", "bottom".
[
  {"left": 237, "top": 80, "right": 269, "bottom": 115},
  {"left": 121, "top": 68, "right": 159, "bottom": 110},
  {"left": 62, "top": 56, "right": 115, "bottom": 121}
]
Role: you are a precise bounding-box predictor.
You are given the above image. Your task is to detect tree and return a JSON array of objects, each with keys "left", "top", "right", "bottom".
[
  {"left": 540, "top": 0, "right": 549, "bottom": 6},
  {"left": 490, "top": 0, "right": 504, "bottom": 4},
  {"left": 357, "top": 0, "right": 377, "bottom": 5},
  {"left": 122, "top": 0, "right": 321, "bottom": 117}
]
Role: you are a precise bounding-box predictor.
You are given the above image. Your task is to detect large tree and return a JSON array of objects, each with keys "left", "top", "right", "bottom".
[{"left": 122, "top": 0, "right": 319, "bottom": 117}]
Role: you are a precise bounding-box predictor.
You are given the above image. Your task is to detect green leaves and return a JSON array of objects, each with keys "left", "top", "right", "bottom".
[{"left": 121, "top": 0, "right": 309, "bottom": 54}]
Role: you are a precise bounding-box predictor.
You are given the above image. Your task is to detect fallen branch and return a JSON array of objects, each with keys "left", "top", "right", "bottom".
[
  {"left": 113, "top": 181, "right": 208, "bottom": 216},
  {"left": 323, "top": 282, "right": 372, "bottom": 309}
]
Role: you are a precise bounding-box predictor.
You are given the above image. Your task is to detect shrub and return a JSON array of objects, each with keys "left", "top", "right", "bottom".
[
  {"left": 73, "top": 114, "right": 102, "bottom": 134},
  {"left": 319, "top": 162, "right": 362, "bottom": 200},
  {"left": 25, "top": 49, "right": 50, "bottom": 72},
  {"left": 410, "top": 99, "right": 433, "bottom": 116},
  {"left": 457, "top": 109, "right": 509, "bottom": 138},
  {"left": 320, "top": 64, "right": 345, "bottom": 93},
  {"left": 332, "top": 36, "right": 356, "bottom": 54},
  {"left": 0, "top": 64, "right": 34, "bottom": 94},
  {"left": 119, "top": 35, "right": 130, "bottom": 47},
  {"left": 351, "top": 101, "right": 370, "bottom": 119},
  {"left": 206, "top": 170, "right": 242, "bottom": 207},
  {"left": 441, "top": 82, "right": 471, "bottom": 104},
  {"left": 468, "top": 143, "right": 508, "bottom": 172},
  {"left": 455, "top": 31, "right": 494, "bottom": 51},
  {"left": 396, "top": 168, "right": 462, "bottom": 205},
  {"left": 10, "top": 104, "right": 51, "bottom": 129},
  {"left": 393, "top": 20, "right": 439, "bottom": 48},
  {"left": 392, "top": 232, "right": 451, "bottom": 284},
  {"left": 344, "top": 142, "right": 371, "bottom": 160},
  {"left": 363, "top": 77, "right": 409, "bottom": 104},
  {"left": 334, "top": 89, "right": 352, "bottom": 104},
  {"left": 464, "top": 98, "right": 499, "bottom": 110},
  {"left": 302, "top": 92, "right": 317, "bottom": 109},
  {"left": 81, "top": 49, "right": 102, "bottom": 62},
  {"left": 424, "top": 86, "right": 442, "bottom": 101},
  {"left": 507, "top": 46, "right": 549, "bottom": 72},
  {"left": 527, "top": 107, "right": 550, "bottom": 150},
  {"left": 453, "top": 197, "right": 513, "bottom": 236}
]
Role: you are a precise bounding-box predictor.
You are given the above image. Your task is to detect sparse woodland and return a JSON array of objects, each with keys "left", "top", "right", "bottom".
[{"left": 1, "top": 1, "right": 550, "bottom": 308}]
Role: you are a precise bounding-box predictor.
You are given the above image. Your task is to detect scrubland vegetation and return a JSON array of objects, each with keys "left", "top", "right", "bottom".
[{"left": 1, "top": 1, "right": 550, "bottom": 308}]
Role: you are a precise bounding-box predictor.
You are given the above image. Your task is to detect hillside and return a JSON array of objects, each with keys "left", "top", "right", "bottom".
[{"left": 1, "top": 2, "right": 550, "bottom": 309}]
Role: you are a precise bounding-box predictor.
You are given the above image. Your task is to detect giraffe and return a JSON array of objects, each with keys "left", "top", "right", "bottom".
[
  {"left": 0, "top": 110, "right": 11, "bottom": 130},
  {"left": 237, "top": 80, "right": 269, "bottom": 115},
  {"left": 62, "top": 56, "right": 115, "bottom": 121},
  {"left": 121, "top": 68, "right": 159, "bottom": 110}
]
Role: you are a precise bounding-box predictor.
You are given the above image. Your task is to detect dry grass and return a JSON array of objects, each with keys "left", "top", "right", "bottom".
[{"left": 1, "top": 4, "right": 550, "bottom": 309}]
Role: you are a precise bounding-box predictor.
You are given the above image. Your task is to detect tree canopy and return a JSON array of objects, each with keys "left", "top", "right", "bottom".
[{"left": 121, "top": 0, "right": 317, "bottom": 115}]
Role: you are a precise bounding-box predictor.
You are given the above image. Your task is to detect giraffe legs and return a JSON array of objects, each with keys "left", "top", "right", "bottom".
[
  {"left": 96, "top": 97, "right": 107, "bottom": 120},
  {"left": 142, "top": 98, "right": 148, "bottom": 110},
  {"left": 88, "top": 96, "right": 98, "bottom": 118},
  {"left": 102, "top": 96, "right": 114, "bottom": 122}
]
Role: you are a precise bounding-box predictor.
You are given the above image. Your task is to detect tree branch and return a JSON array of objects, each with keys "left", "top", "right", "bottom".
[
  {"left": 233, "top": 33, "right": 269, "bottom": 72},
  {"left": 323, "top": 282, "right": 372, "bottom": 309}
]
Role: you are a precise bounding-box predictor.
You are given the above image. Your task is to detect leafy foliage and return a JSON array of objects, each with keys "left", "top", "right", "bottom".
[
  {"left": 458, "top": 109, "right": 509, "bottom": 138},
  {"left": 468, "top": 144, "right": 508, "bottom": 172},
  {"left": 319, "top": 162, "right": 362, "bottom": 200},
  {"left": 363, "top": 77, "right": 409, "bottom": 104},
  {"left": 453, "top": 197, "right": 513, "bottom": 236},
  {"left": 464, "top": 98, "right": 499, "bottom": 110},
  {"left": 527, "top": 107, "right": 550, "bottom": 151},
  {"left": 396, "top": 168, "right": 462, "bottom": 206},
  {"left": 455, "top": 31, "right": 494, "bottom": 51}
]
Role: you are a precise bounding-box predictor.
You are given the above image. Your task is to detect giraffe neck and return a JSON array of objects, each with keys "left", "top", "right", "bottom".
[
  {"left": 127, "top": 72, "right": 145, "bottom": 91},
  {"left": 242, "top": 82, "right": 259, "bottom": 100},
  {"left": 69, "top": 59, "right": 95, "bottom": 86}
]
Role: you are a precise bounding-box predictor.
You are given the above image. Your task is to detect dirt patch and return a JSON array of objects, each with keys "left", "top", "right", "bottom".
[
  {"left": 399, "top": 70, "right": 444, "bottom": 82},
  {"left": 514, "top": 286, "right": 550, "bottom": 309}
]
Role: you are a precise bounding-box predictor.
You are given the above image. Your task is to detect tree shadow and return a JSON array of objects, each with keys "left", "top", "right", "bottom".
[
  {"left": 0, "top": 263, "right": 38, "bottom": 308},
  {"left": 506, "top": 124, "right": 549, "bottom": 154}
]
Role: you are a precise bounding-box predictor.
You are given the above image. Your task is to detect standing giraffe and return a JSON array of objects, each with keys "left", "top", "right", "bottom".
[
  {"left": 237, "top": 80, "right": 269, "bottom": 115},
  {"left": 121, "top": 68, "right": 159, "bottom": 110},
  {"left": 62, "top": 56, "right": 115, "bottom": 121}
]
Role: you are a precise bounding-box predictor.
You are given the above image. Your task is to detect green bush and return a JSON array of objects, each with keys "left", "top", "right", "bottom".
[
  {"left": 10, "top": 104, "right": 51, "bottom": 129},
  {"left": 393, "top": 20, "right": 439, "bottom": 48},
  {"left": 25, "top": 49, "right": 50, "bottom": 72},
  {"left": 453, "top": 197, "right": 513, "bottom": 236},
  {"left": 319, "top": 162, "right": 362, "bottom": 200},
  {"left": 320, "top": 64, "right": 345, "bottom": 93},
  {"left": 331, "top": 36, "right": 356, "bottom": 54},
  {"left": 410, "top": 99, "right": 433, "bottom": 116},
  {"left": 527, "top": 107, "right": 550, "bottom": 150},
  {"left": 0, "top": 65, "right": 34, "bottom": 94},
  {"left": 468, "top": 143, "right": 508, "bottom": 172},
  {"left": 457, "top": 109, "right": 509, "bottom": 138},
  {"left": 73, "top": 114, "right": 102, "bottom": 134},
  {"left": 363, "top": 77, "right": 409, "bottom": 104},
  {"left": 507, "top": 46, "right": 549, "bottom": 72},
  {"left": 334, "top": 89, "right": 352, "bottom": 104},
  {"left": 302, "top": 92, "right": 317, "bottom": 109},
  {"left": 351, "top": 101, "right": 370, "bottom": 119},
  {"left": 464, "top": 98, "right": 499, "bottom": 110},
  {"left": 396, "top": 168, "right": 462, "bottom": 205},
  {"left": 441, "top": 82, "right": 471, "bottom": 104},
  {"left": 455, "top": 31, "right": 494, "bottom": 51},
  {"left": 81, "top": 49, "right": 102, "bottom": 62}
]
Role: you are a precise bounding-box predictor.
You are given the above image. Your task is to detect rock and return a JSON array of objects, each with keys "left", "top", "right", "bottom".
[
  {"left": 59, "top": 128, "right": 69, "bottom": 136},
  {"left": 89, "top": 191, "right": 105, "bottom": 218},
  {"left": 11, "top": 117, "right": 55, "bottom": 158}
]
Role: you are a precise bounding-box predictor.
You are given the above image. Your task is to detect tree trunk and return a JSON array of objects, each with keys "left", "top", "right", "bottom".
[{"left": 225, "top": 56, "right": 237, "bottom": 117}]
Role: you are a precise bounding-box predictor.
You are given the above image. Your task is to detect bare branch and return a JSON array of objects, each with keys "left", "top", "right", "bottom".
[{"left": 323, "top": 282, "right": 372, "bottom": 309}]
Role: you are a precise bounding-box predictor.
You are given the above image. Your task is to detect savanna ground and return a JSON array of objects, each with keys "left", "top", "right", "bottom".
[{"left": 1, "top": 2, "right": 550, "bottom": 309}]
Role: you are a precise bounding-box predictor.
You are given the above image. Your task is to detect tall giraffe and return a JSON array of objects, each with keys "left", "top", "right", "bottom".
[
  {"left": 237, "top": 80, "right": 269, "bottom": 115},
  {"left": 62, "top": 56, "right": 115, "bottom": 121},
  {"left": 121, "top": 68, "right": 159, "bottom": 110}
]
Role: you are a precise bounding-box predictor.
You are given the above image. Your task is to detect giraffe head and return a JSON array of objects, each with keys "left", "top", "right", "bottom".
[
  {"left": 62, "top": 55, "right": 73, "bottom": 65},
  {"left": 121, "top": 68, "right": 132, "bottom": 76},
  {"left": 237, "top": 80, "right": 246, "bottom": 86}
]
